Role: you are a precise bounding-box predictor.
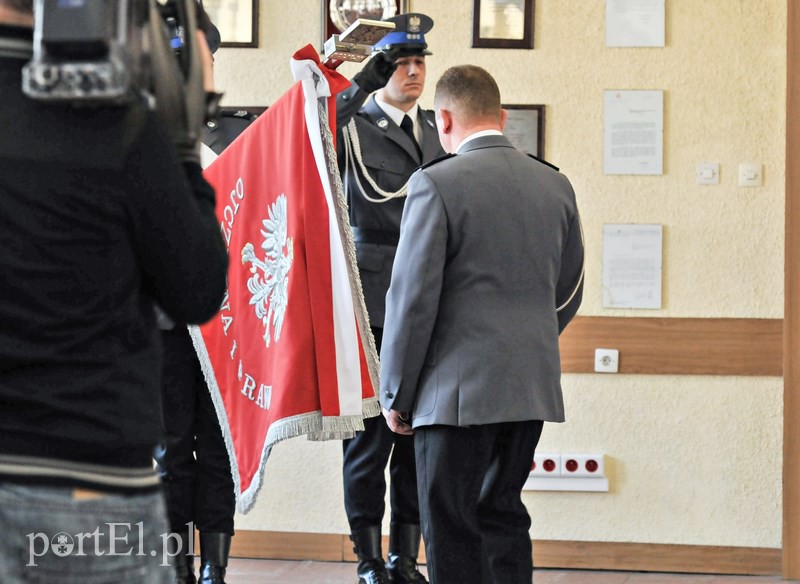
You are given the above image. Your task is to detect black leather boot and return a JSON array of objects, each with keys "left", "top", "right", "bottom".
[
  {"left": 197, "top": 532, "right": 231, "bottom": 584},
  {"left": 386, "top": 523, "right": 427, "bottom": 584},
  {"left": 169, "top": 529, "right": 196, "bottom": 584},
  {"left": 351, "top": 526, "right": 390, "bottom": 584}
]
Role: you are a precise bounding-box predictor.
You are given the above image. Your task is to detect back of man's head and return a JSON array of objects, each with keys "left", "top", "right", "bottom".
[{"left": 434, "top": 65, "right": 502, "bottom": 125}]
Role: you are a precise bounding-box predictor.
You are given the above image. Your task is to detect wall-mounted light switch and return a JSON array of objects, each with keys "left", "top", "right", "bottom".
[
  {"left": 696, "top": 162, "right": 719, "bottom": 185},
  {"left": 738, "top": 162, "right": 762, "bottom": 187}
]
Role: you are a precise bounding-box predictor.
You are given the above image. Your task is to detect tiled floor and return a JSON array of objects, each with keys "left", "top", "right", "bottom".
[{"left": 224, "top": 558, "right": 795, "bottom": 583}]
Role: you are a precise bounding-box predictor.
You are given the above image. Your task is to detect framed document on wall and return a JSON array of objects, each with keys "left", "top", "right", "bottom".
[
  {"left": 472, "top": 0, "right": 534, "bottom": 49},
  {"left": 203, "top": 0, "right": 259, "bottom": 48},
  {"left": 502, "top": 104, "right": 544, "bottom": 157}
]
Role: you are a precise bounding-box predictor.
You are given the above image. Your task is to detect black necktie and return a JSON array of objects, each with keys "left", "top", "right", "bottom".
[{"left": 401, "top": 115, "right": 422, "bottom": 159}]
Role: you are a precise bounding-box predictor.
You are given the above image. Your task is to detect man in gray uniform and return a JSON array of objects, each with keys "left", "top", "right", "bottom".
[
  {"left": 336, "top": 12, "right": 445, "bottom": 584},
  {"left": 381, "top": 65, "right": 585, "bottom": 584}
]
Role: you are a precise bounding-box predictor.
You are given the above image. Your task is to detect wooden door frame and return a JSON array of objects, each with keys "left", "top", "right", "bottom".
[{"left": 784, "top": 0, "right": 800, "bottom": 578}]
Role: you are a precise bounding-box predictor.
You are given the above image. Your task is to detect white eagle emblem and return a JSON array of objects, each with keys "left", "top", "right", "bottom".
[{"left": 241, "top": 194, "right": 294, "bottom": 347}]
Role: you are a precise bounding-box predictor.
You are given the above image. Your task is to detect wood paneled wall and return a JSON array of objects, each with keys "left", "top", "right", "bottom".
[
  {"left": 227, "top": 530, "right": 781, "bottom": 576},
  {"left": 784, "top": 0, "right": 800, "bottom": 578},
  {"left": 559, "top": 317, "right": 782, "bottom": 376}
]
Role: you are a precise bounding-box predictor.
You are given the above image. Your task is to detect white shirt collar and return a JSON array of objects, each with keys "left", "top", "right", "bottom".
[
  {"left": 456, "top": 129, "right": 503, "bottom": 154},
  {"left": 374, "top": 96, "right": 420, "bottom": 134}
]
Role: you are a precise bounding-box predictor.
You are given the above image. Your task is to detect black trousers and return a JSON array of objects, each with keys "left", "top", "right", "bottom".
[
  {"left": 154, "top": 327, "right": 235, "bottom": 535},
  {"left": 415, "top": 420, "right": 544, "bottom": 584},
  {"left": 342, "top": 327, "right": 420, "bottom": 531}
]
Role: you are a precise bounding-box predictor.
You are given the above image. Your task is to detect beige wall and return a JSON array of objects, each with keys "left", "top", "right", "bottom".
[{"left": 215, "top": 1, "right": 786, "bottom": 548}]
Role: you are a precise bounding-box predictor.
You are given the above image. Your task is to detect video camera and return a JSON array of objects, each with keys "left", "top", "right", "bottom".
[{"left": 22, "top": 0, "right": 214, "bottom": 156}]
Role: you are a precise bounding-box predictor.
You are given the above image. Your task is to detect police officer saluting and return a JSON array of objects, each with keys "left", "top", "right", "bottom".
[{"left": 336, "top": 12, "right": 445, "bottom": 584}]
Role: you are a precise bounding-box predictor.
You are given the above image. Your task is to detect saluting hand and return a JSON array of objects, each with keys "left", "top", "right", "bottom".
[{"left": 353, "top": 51, "right": 398, "bottom": 94}]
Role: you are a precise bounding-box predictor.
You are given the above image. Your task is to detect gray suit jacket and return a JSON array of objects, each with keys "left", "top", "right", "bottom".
[
  {"left": 336, "top": 82, "right": 445, "bottom": 327},
  {"left": 379, "top": 134, "right": 584, "bottom": 427}
]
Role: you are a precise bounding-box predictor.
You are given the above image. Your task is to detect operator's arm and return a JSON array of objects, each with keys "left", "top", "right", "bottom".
[{"left": 125, "top": 110, "right": 228, "bottom": 326}]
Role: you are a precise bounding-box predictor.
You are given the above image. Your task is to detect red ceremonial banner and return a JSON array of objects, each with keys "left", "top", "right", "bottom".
[{"left": 192, "top": 45, "right": 380, "bottom": 512}]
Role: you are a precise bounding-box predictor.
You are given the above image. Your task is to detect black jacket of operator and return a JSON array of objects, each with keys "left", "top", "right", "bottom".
[{"left": 0, "top": 23, "right": 229, "bottom": 490}]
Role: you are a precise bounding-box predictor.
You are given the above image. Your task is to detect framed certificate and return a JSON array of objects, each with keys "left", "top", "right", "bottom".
[
  {"left": 502, "top": 104, "right": 544, "bottom": 157},
  {"left": 603, "top": 90, "right": 663, "bottom": 175},
  {"left": 472, "top": 0, "right": 534, "bottom": 49},
  {"left": 202, "top": 0, "right": 259, "bottom": 48}
]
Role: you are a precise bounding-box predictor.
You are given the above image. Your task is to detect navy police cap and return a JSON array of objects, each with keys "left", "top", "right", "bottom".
[{"left": 373, "top": 13, "right": 434, "bottom": 55}]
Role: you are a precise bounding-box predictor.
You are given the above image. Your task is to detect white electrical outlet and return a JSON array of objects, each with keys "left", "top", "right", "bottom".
[
  {"left": 594, "top": 348, "right": 619, "bottom": 373},
  {"left": 524, "top": 453, "right": 610, "bottom": 492},
  {"left": 530, "top": 453, "right": 561, "bottom": 477},
  {"left": 561, "top": 454, "right": 605, "bottom": 478}
]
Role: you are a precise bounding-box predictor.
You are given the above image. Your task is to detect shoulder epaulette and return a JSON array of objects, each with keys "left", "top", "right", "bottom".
[
  {"left": 419, "top": 153, "right": 456, "bottom": 170},
  {"left": 222, "top": 110, "right": 255, "bottom": 120},
  {"left": 527, "top": 153, "right": 559, "bottom": 172}
]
